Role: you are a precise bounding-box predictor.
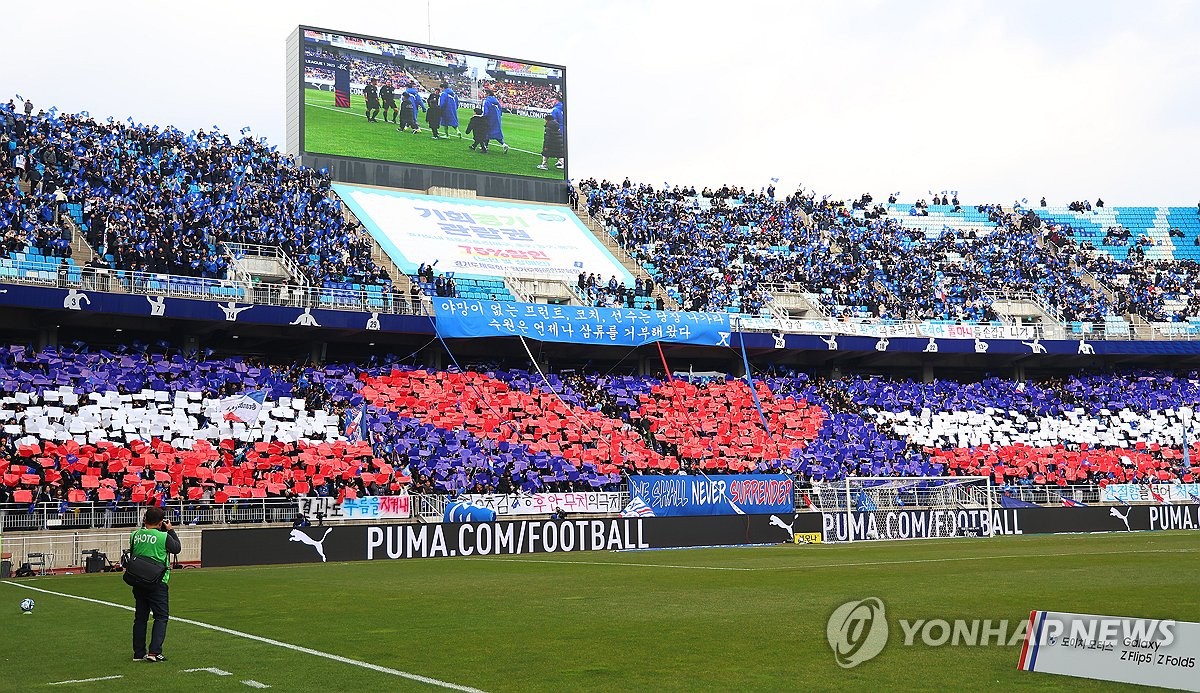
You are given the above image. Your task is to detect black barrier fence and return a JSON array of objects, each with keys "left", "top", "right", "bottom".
[
  {"left": 820, "top": 504, "right": 1200, "bottom": 542},
  {"left": 201, "top": 505, "right": 1200, "bottom": 567},
  {"left": 202, "top": 513, "right": 821, "bottom": 567}
]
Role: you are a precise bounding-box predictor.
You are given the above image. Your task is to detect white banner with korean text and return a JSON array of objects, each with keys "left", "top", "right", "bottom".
[
  {"left": 738, "top": 317, "right": 1036, "bottom": 340},
  {"left": 297, "top": 494, "right": 412, "bottom": 521},
  {"left": 460, "top": 492, "right": 625, "bottom": 517},
  {"left": 333, "top": 183, "right": 634, "bottom": 285}
]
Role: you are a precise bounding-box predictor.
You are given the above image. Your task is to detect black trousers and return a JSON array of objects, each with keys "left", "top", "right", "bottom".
[{"left": 132, "top": 582, "right": 169, "bottom": 657}]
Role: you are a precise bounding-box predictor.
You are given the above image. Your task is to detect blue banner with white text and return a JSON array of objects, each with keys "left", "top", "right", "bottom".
[
  {"left": 627, "top": 474, "right": 794, "bottom": 517},
  {"left": 433, "top": 298, "right": 732, "bottom": 347}
]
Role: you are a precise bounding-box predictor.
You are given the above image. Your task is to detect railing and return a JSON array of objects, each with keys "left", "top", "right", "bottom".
[
  {"left": 0, "top": 496, "right": 456, "bottom": 534},
  {"left": 503, "top": 276, "right": 532, "bottom": 302},
  {"left": 5, "top": 255, "right": 1200, "bottom": 341},
  {"left": 794, "top": 482, "right": 1110, "bottom": 510},
  {"left": 507, "top": 277, "right": 580, "bottom": 305},
  {"left": 732, "top": 312, "right": 1197, "bottom": 342},
  {"left": 222, "top": 242, "right": 308, "bottom": 285},
  {"left": 0, "top": 482, "right": 1169, "bottom": 570},
  {"left": 0, "top": 258, "right": 428, "bottom": 316},
  {"left": 984, "top": 290, "right": 1068, "bottom": 326},
  {"left": 578, "top": 207, "right": 680, "bottom": 310},
  {"left": 1, "top": 529, "right": 205, "bottom": 571},
  {"left": 0, "top": 482, "right": 1130, "bottom": 535}
]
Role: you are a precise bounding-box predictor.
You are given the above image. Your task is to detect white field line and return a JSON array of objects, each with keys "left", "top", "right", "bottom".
[
  {"left": 2, "top": 582, "right": 487, "bottom": 693},
  {"left": 466, "top": 547, "right": 1197, "bottom": 572},
  {"left": 48, "top": 675, "right": 124, "bottom": 685},
  {"left": 465, "top": 557, "right": 757, "bottom": 571}
]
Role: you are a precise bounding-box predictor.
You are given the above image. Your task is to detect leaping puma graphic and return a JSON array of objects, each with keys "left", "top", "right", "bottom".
[{"left": 289, "top": 527, "right": 333, "bottom": 562}]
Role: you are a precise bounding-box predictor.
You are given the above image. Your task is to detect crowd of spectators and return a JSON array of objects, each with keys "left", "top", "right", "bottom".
[
  {"left": 575, "top": 271, "right": 660, "bottom": 309},
  {"left": 0, "top": 102, "right": 75, "bottom": 260},
  {"left": 407, "top": 67, "right": 471, "bottom": 97},
  {"left": 477, "top": 79, "right": 560, "bottom": 110},
  {"left": 579, "top": 178, "right": 1130, "bottom": 322},
  {"left": 1, "top": 340, "right": 1198, "bottom": 506},
  {"left": 415, "top": 263, "right": 457, "bottom": 297},
  {"left": 0, "top": 100, "right": 390, "bottom": 289},
  {"left": 305, "top": 48, "right": 420, "bottom": 92}
]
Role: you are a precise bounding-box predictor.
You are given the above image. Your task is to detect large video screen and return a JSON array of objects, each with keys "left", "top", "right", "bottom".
[{"left": 300, "top": 28, "right": 566, "bottom": 181}]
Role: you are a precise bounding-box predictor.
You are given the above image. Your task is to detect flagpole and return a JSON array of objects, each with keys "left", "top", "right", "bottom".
[{"left": 1183, "top": 407, "right": 1192, "bottom": 470}]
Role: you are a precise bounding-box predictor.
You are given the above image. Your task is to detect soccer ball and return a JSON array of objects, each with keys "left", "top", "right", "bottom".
[{"left": 19, "top": 598, "right": 35, "bottom": 613}]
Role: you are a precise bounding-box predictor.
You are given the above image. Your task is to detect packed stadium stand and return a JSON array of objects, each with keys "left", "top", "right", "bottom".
[
  {"left": 3, "top": 99, "right": 1200, "bottom": 520},
  {"left": 477, "top": 80, "right": 560, "bottom": 110},
  {"left": 0, "top": 101, "right": 391, "bottom": 294},
  {"left": 581, "top": 179, "right": 1200, "bottom": 332},
  {"left": 0, "top": 339, "right": 1197, "bottom": 508}
]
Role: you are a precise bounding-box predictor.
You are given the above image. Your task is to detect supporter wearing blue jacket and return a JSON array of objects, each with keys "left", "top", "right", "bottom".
[
  {"left": 550, "top": 98, "right": 565, "bottom": 135},
  {"left": 437, "top": 84, "right": 460, "bottom": 138},
  {"left": 481, "top": 90, "right": 508, "bottom": 153}
]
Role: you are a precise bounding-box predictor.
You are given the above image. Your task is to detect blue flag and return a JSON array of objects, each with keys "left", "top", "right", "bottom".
[
  {"left": 344, "top": 402, "right": 368, "bottom": 442},
  {"left": 999, "top": 494, "right": 1039, "bottom": 509}
]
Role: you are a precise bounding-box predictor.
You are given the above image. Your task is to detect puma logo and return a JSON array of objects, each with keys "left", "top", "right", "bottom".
[
  {"left": 1109, "top": 507, "right": 1131, "bottom": 531},
  {"left": 289, "top": 528, "right": 333, "bottom": 562},
  {"left": 769, "top": 514, "right": 795, "bottom": 537}
]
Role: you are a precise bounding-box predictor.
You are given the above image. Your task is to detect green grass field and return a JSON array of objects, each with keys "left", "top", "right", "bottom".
[
  {"left": 303, "top": 88, "right": 564, "bottom": 181},
  {"left": 2, "top": 531, "right": 1197, "bottom": 691}
]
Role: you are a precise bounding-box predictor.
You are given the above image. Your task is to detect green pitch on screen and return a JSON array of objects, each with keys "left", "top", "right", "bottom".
[{"left": 304, "top": 89, "right": 565, "bottom": 181}]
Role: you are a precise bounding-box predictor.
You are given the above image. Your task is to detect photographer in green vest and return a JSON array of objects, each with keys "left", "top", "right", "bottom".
[{"left": 129, "top": 507, "right": 181, "bottom": 662}]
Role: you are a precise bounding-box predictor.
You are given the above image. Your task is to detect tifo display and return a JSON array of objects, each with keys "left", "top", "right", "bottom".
[{"left": 0, "top": 342, "right": 1198, "bottom": 507}]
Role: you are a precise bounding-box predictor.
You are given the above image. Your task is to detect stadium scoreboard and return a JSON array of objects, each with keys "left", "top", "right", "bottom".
[{"left": 286, "top": 26, "right": 568, "bottom": 203}]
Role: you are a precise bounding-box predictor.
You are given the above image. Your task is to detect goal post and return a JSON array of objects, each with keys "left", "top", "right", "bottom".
[{"left": 815, "top": 476, "right": 995, "bottom": 543}]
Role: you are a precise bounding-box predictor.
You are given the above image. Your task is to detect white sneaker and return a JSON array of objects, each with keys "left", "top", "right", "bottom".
[
  {"left": 536, "top": 164, "right": 548, "bottom": 170},
  {"left": 555, "top": 161, "right": 564, "bottom": 169},
  {"left": 502, "top": 143, "right": 509, "bottom": 154}
]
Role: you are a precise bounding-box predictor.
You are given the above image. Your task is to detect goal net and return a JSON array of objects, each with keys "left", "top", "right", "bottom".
[{"left": 811, "top": 476, "right": 995, "bottom": 542}]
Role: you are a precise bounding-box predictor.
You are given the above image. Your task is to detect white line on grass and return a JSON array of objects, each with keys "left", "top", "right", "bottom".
[
  {"left": 788, "top": 547, "right": 1198, "bottom": 570},
  {"left": 465, "top": 557, "right": 757, "bottom": 571},
  {"left": 467, "top": 547, "right": 1196, "bottom": 572},
  {"left": 2, "top": 581, "right": 487, "bottom": 693},
  {"left": 305, "top": 100, "right": 545, "bottom": 158},
  {"left": 48, "top": 675, "right": 124, "bottom": 685}
]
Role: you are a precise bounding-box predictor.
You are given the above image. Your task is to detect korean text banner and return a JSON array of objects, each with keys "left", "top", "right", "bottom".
[
  {"left": 1100, "top": 482, "right": 1200, "bottom": 504},
  {"left": 627, "top": 475, "right": 794, "bottom": 517},
  {"left": 461, "top": 492, "right": 624, "bottom": 517},
  {"left": 434, "top": 298, "right": 731, "bottom": 347},
  {"left": 297, "top": 495, "right": 411, "bottom": 521},
  {"left": 333, "top": 184, "right": 630, "bottom": 285}
]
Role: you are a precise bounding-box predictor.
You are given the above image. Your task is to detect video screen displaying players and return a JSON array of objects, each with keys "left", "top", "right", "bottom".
[{"left": 301, "top": 28, "right": 566, "bottom": 181}]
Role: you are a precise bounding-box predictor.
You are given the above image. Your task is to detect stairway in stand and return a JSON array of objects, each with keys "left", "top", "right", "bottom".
[{"left": 572, "top": 206, "right": 680, "bottom": 311}]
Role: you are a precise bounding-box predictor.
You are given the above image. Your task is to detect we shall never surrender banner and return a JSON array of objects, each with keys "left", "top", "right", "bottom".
[
  {"left": 434, "top": 298, "right": 731, "bottom": 347},
  {"left": 627, "top": 474, "right": 794, "bottom": 517}
]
